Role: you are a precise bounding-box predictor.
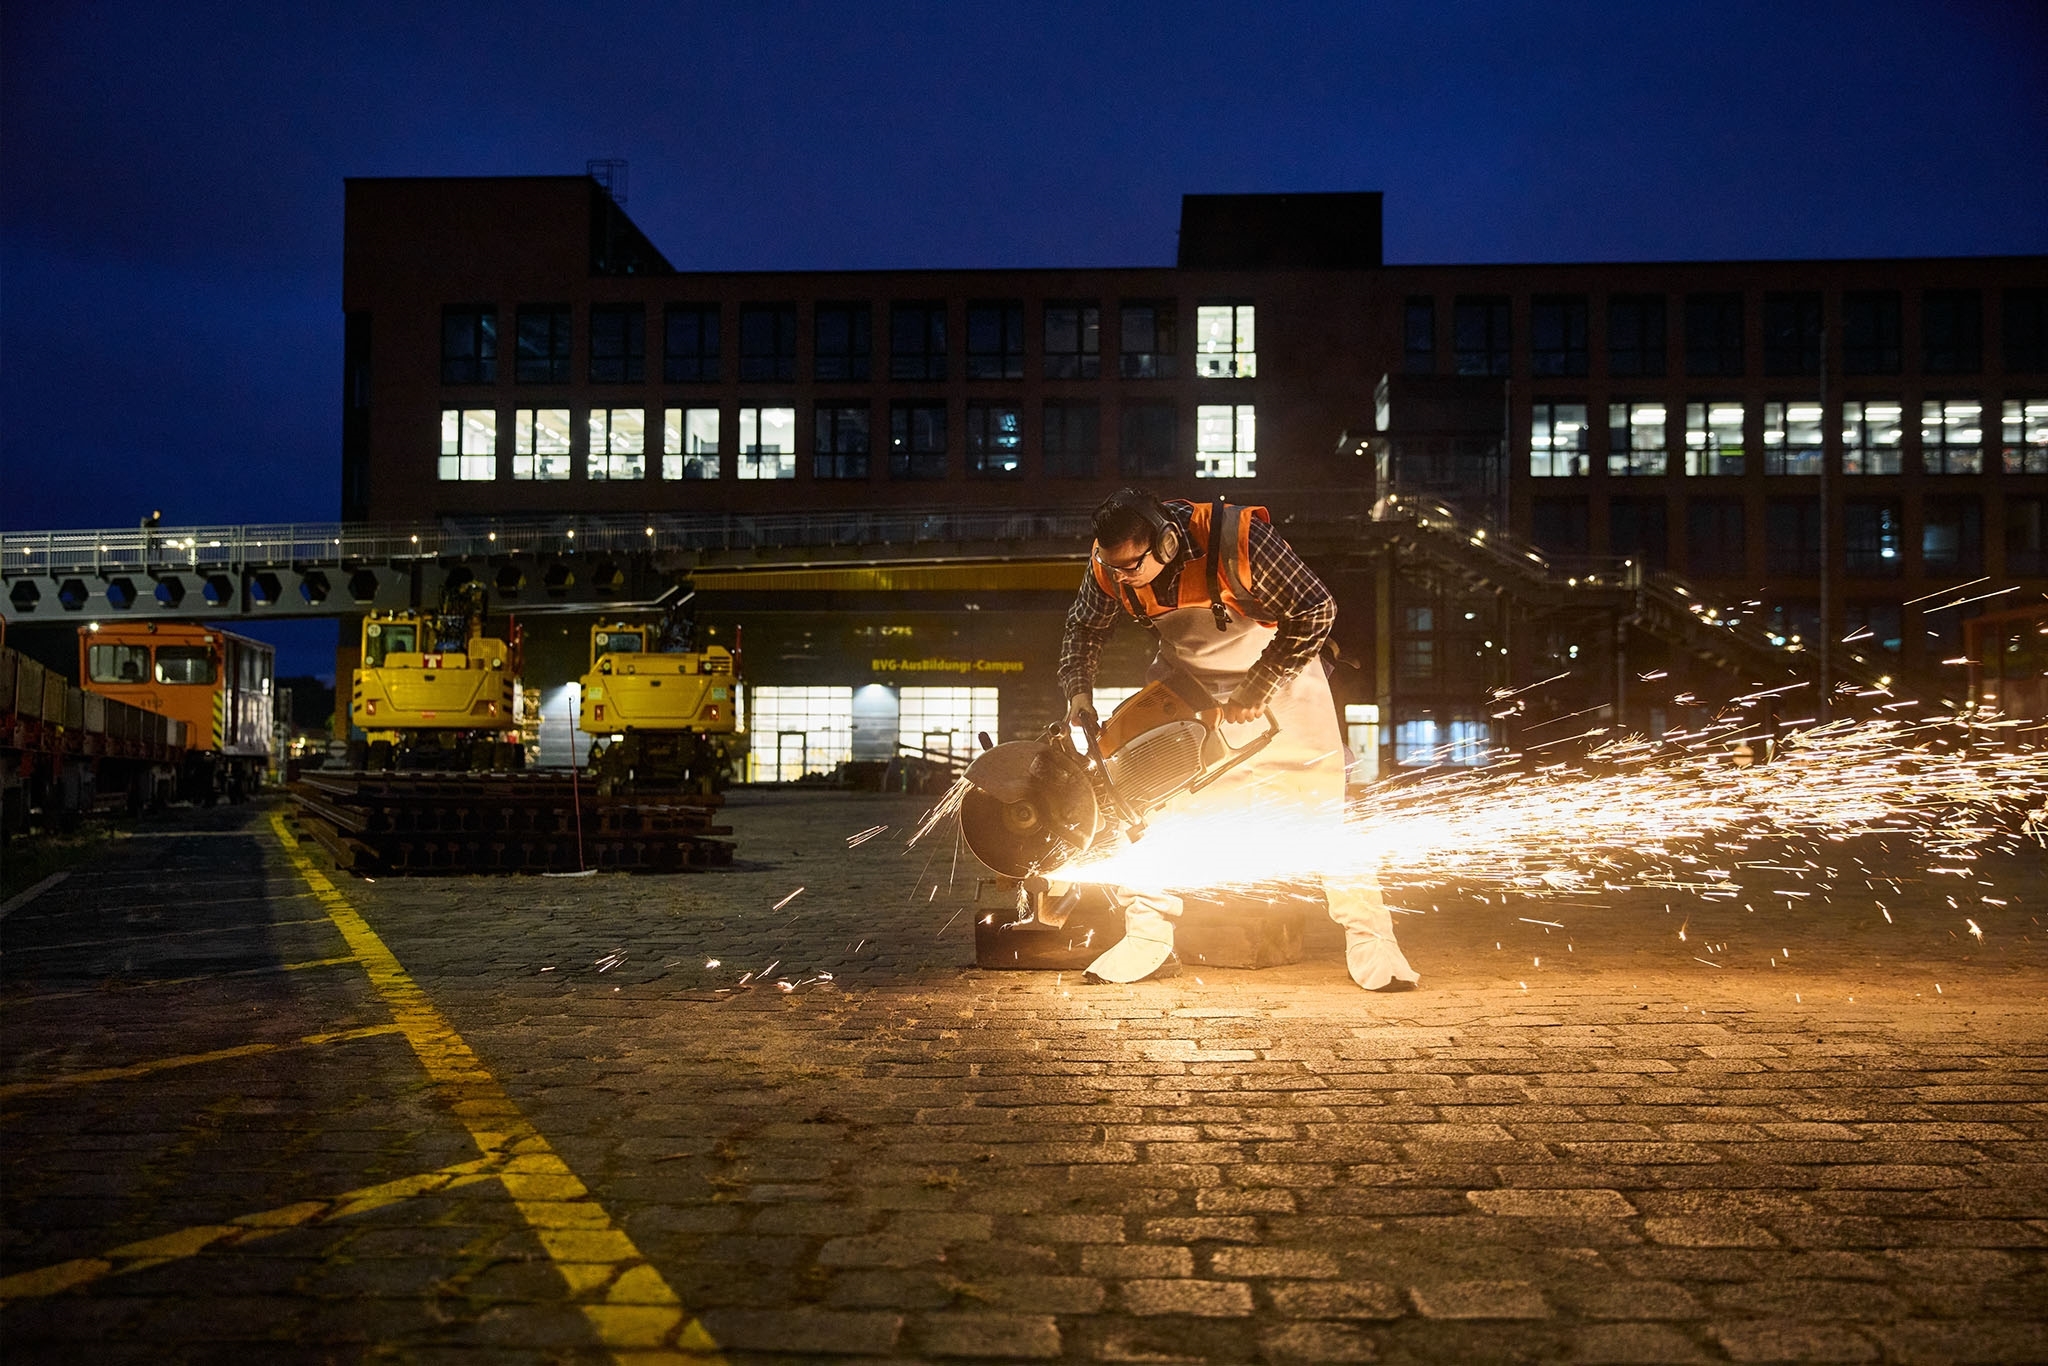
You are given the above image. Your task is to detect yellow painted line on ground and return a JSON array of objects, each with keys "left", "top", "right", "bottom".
[
  {"left": 266, "top": 813, "right": 723, "bottom": 1364},
  {"left": 0, "top": 1024, "right": 404, "bottom": 1100},
  {"left": 0, "top": 1154, "right": 505, "bottom": 1304},
  {"left": 0, "top": 955, "right": 360, "bottom": 1009}
]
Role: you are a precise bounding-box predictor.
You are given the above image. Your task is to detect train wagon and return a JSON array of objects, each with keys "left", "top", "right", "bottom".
[
  {"left": 578, "top": 618, "right": 742, "bottom": 794},
  {"left": 78, "top": 621, "right": 272, "bottom": 803}
]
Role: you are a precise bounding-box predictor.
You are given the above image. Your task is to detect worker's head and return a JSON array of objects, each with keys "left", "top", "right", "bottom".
[{"left": 1092, "top": 489, "right": 1180, "bottom": 588}]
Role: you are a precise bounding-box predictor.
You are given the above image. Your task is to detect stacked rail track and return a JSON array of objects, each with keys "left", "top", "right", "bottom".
[{"left": 287, "top": 772, "right": 732, "bottom": 875}]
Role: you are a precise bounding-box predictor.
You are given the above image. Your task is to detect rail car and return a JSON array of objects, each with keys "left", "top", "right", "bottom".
[
  {"left": 78, "top": 621, "right": 272, "bottom": 803},
  {"left": 577, "top": 619, "right": 742, "bottom": 794},
  {"left": 2, "top": 640, "right": 187, "bottom": 834},
  {"left": 349, "top": 584, "right": 522, "bottom": 770}
]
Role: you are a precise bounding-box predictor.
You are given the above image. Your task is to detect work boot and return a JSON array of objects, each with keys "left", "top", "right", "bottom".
[
  {"left": 1084, "top": 894, "right": 1181, "bottom": 984},
  {"left": 1326, "top": 873, "right": 1421, "bottom": 992}
]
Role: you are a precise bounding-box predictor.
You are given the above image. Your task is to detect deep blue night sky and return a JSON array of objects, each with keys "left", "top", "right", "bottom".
[{"left": 3, "top": 1, "right": 2044, "bottom": 675}]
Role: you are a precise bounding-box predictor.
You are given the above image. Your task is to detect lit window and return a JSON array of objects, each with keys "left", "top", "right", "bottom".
[
  {"left": 1195, "top": 404, "right": 1255, "bottom": 479},
  {"left": 814, "top": 405, "right": 871, "bottom": 480},
  {"left": 1920, "top": 398, "right": 1984, "bottom": 475},
  {"left": 663, "top": 408, "right": 720, "bottom": 480},
  {"left": 88, "top": 644, "right": 151, "bottom": 683},
  {"left": 739, "top": 304, "right": 797, "bottom": 381},
  {"left": 1453, "top": 296, "right": 1509, "bottom": 376},
  {"left": 898, "top": 687, "right": 998, "bottom": 764},
  {"left": 1529, "top": 296, "right": 1587, "bottom": 377},
  {"left": 1762, "top": 402, "right": 1823, "bottom": 476},
  {"left": 1608, "top": 295, "right": 1666, "bottom": 377},
  {"left": 1685, "top": 401, "right": 1746, "bottom": 476},
  {"left": 441, "top": 305, "right": 496, "bottom": 385},
  {"left": 737, "top": 407, "right": 796, "bottom": 480},
  {"left": 1530, "top": 402, "right": 1589, "bottom": 477},
  {"left": 439, "top": 408, "right": 498, "bottom": 481},
  {"left": 588, "top": 305, "right": 645, "bottom": 384},
  {"left": 515, "top": 305, "right": 569, "bottom": 384},
  {"left": 1119, "top": 301, "right": 1177, "bottom": 379},
  {"left": 513, "top": 408, "right": 571, "bottom": 481},
  {"left": 2002, "top": 398, "right": 2048, "bottom": 474},
  {"left": 890, "top": 303, "right": 947, "bottom": 381},
  {"left": 663, "top": 304, "right": 719, "bottom": 382},
  {"left": 1841, "top": 401, "right": 1904, "bottom": 475},
  {"left": 1043, "top": 401, "right": 1099, "bottom": 478},
  {"left": 967, "top": 302, "right": 1025, "bottom": 380},
  {"left": 1607, "top": 401, "right": 1668, "bottom": 476},
  {"left": 747, "top": 686, "right": 852, "bottom": 782},
  {"left": 814, "top": 303, "right": 870, "bottom": 381},
  {"left": 889, "top": 402, "right": 948, "bottom": 480},
  {"left": 1195, "top": 304, "right": 1256, "bottom": 378},
  {"left": 966, "top": 403, "right": 1022, "bottom": 476},
  {"left": 586, "top": 408, "right": 645, "bottom": 481},
  {"left": 1844, "top": 499, "right": 1903, "bottom": 577},
  {"left": 1393, "top": 716, "right": 1488, "bottom": 768},
  {"left": 1684, "top": 294, "right": 1744, "bottom": 377},
  {"left": 1342, "top": 703, "right": 1381, "bottom": 785},
  {"left": 1043, "top": 302, "right": 1100, "bottom": 379}
]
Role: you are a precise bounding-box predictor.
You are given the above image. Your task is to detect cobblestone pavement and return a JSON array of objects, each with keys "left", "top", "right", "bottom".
[{"left": 2, "top": 788, "right": 2045, "bottom": 1364}]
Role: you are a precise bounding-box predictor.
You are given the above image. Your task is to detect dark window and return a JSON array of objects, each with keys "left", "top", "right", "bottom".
[
  {"left": 888, "top": 401, "right": 947, "bottom": 479},
  {"left": 966, "top": 403, "right": 1023, "bottom": 475},
  {"left": 1119, "top": 401, "right": 1178, "bottom": 477},
  {"left": 1043, "top": 401, "right": 1099, "bottom": 478},
  {"left": 891, "top": 303, "right": 947, "bottom": 381},
  {"left": 1843, "top": 498, "right": 1904, "bottom": 577},
  {"left": 662, "top": 304, "right": 719, "bottom": 383},
  {"left": 2004, "top": 288, "right": 2048, "bottom": 373},
  {"left": 1119, "top": 301, "right": 1177, "bottom": 379},
  {"left": 814, "top": 303, "right": 871, "bottom": 382},
  {"left": 588, "top": 304, "right": 645, "bottom": 384},
  {"left": 517, "top": 305, "right": 572, "bottom": 384},
  {"left": 1842, "top": 291, "right": 1902, "bottom": 374},
  {"left": 1529, "top": 295, "right": 1588, "bottom": 376},
  {"left": 1922, "top": 495, "right": 1983, "bottom": 577},
  {"left": 1765, "top": 600, "right": 1821, "bottom": 648},
  {"left": 1922, "top": 290, "right": 1982, "bottom": 374},
  {"left": 1397, "top": 606, "right": 1434, "bottom": 682},
  {"left": 1765, "top": 497, "right": 1822, "bottom": 578},
  {"left": 1843, "top": 601, "right": 1902, "bottom": 654},
  {"left": 88, "top": 643, "right": 151, "bottom": 683},
  {"left": 2007, "top": 496, "right": 2046, "bottom": 576},
  {"left": 739, "top": 304, "right": 797, "bottom": 382},
  {"left": 1403, "top": 297, "right": 1436, "bottom": 373},
  {"left": 1608, "top": 295, "right": 1667, "bottom": 377},
  {"left": 1530, "top": 497, "right": 1589, "bottom": 555},
  {"left": 441, "top": 304, "right": 496, "bottom": 385},
  {"left": 1763, "top": 292, "right": 1823, "bottom": 376},
  {"left": 1608, "top": 496, "right": 1668, "bottom": 570},
  {"left": 1684, "top": 293, "right": 1744, "bottom": 377},
  {"left": 813, "top": 405, "right": 870, "bottom": 480},
  {"left": 967, "top": 301, "right": 1025, "bottom": 380},
  {"left": 1043, "top": 302, "right": 1100, "bottom": 379},
  {"left": 1453, "top": 296, "right": 1510, "bottom": 376},
  {"left": 1686, "top": 497, "right": 1747, "bottom": 578}
]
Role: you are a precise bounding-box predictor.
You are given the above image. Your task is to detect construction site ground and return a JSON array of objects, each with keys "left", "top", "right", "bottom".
[{"left": 2, "top": 788, "right": 2045, "bottom": 1364}]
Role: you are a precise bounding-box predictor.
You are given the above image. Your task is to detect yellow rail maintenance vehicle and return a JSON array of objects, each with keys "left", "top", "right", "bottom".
[
  {"left": 577, "top": 617, "right": 741, "bottom": 794},
  {"left": 350, "top": 583, "right": 523, "bottom": 770}
]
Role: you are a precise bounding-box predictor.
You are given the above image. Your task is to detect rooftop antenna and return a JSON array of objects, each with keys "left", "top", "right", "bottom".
[{"left": 587, "top": 158, "right": 628, "bottom": 206}]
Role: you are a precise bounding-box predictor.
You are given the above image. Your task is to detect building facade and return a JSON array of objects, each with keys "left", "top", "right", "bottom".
[{"left": 342, "top": 176, "right": 2047, "bottom": 775}]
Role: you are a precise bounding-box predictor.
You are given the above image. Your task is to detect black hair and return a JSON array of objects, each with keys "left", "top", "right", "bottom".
[{"left": 1092, "top": 488, "right": 1160, "bottom": 551}]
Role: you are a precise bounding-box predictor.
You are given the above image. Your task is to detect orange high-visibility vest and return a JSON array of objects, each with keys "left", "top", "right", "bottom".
[{"left": 1091, "top": 500, "right": 1275, "bottom": 628}]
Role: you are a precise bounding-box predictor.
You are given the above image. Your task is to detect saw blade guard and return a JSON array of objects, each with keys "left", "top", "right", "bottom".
[{"left": 960, "top": 739, "right": 1101, "bottom": 878}]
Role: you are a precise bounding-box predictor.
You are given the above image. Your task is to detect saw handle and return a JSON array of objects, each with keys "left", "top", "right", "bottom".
[{"left": 1186, "top": 710, "right": 1282, "bottom": 796}]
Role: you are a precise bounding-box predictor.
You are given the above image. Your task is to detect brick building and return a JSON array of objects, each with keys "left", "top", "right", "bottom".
[{"left": 342, "top": 175, "right": 2046, "bottom": 775}]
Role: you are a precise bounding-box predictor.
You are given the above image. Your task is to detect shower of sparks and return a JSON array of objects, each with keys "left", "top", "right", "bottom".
[
  {"left": 1034, "top": 716, "right": 2047, "bottom": 904},
  {"left": 847, "top": 825, "right": 889, "bottom": 847},
  {"left": 772, "top": 887, "right": 806, "bottom": 911},
  {"left": 911, "top": 779, "right": 973, "bottom": 848}
]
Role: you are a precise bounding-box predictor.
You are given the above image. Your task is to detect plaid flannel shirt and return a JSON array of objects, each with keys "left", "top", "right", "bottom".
[{"left": 1057, "top": 508, "right": 1335, "bottom": 707}]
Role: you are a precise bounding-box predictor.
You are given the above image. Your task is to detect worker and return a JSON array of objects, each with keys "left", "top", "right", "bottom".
[{"left": 1057, "top": 489, "right": 1420, "bottom": 991}]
